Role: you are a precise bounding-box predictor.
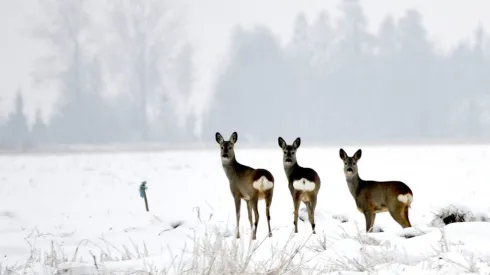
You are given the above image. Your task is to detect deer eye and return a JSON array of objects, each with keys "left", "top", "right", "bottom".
[{"left": 228, "top": 146, "right": 232, "bottom": 150}]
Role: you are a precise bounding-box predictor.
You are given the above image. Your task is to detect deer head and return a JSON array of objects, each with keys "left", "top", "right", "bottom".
[
  {"left": 339, "top": 148, "right": 362, "bottom": 178},
  {"left": 216, "top": 132, "right": 238, "bottom": 164},
  {"left": 278, "top": 137, "right": 301, "bottom": 167}
]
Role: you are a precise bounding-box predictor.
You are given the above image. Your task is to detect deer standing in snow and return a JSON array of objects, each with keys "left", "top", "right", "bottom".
[
  {"left": 339, "top": 148, "right": 413, "bottom": 232},
  {"left": 215, "top": 132, "right": 275, "bottom": 240},
  {"left": 278, "top": 137, "right": 321, "bottom": 234}
]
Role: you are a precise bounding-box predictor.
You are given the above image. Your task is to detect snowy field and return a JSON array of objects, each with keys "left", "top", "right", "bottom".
[{"left": 1, "top": 144, "right": 490, "bottom": 274}]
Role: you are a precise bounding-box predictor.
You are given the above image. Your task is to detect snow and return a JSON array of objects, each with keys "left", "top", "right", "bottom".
[{"left": 1, "top": 144, "right": 490, "bottom": 274}]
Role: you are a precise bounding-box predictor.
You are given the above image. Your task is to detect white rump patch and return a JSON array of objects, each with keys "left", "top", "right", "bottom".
[
  {"left": 252, "top": 176, "right": 274, "bottom": 191},
  {"left": 293, "top": 178, "right": 316, "bottom": 192},
  {"left": 397, "top": 194, "right": 413, "bottom": 204}
]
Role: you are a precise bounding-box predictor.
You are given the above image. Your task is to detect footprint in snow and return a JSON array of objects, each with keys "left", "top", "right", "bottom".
[
  {"left": 396, "top": 226, "right": 432, "bottom": 239},
  {"left": 298, "top": 207, "right": 309, "bottom": 222},
  {"left": 158, "top": 220, "right": 185, "bottom": 235},
  {"left": 331, "top": 214, "right": 349, "bottom": 223}
]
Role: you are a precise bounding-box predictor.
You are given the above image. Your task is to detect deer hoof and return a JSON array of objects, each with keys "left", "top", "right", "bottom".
[{"left": 268, "top": 232, "right": 272, "bottom": 238}]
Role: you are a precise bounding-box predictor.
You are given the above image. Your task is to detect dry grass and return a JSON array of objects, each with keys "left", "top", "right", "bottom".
[
  {"left": 4, "top": 212, "right": 490, "bottom": 274},
  {"left": 1, "top": 222, "right": 324, "bottom": 275}
]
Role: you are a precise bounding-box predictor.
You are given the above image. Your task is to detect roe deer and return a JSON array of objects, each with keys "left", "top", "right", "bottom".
[
  {"left": 215, "top": 132, "right": 275, "bottom": 240},
  {"left": 339, "top": 148, "right": 413, "bottom": 232},
  {"left": 278, "top": 137, "right": 321, "bottom": 234}
]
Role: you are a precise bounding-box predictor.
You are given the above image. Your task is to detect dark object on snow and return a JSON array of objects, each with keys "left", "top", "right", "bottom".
[
  {"left": 404, "top": 233, "right": 416, "bottom": 239},
  {"left": 429, "top": 205, "right": 490, "bottom": 227},
  {"left": 442, "top": 212, "right": 466, "bottom": 225},
  {"left": 139, "top": 181, "right": 149, "bottom": 212},
  {"left": 171, "top": 220, "right": 183, "bottom": 229}
]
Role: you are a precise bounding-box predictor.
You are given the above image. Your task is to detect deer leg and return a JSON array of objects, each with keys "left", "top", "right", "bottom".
[
  {"left": 234, "top": 195, "right": 241, "bottom": 239},
  {"left": 308, "top": 196, "right": 317, "bottom": 234},
  {"left": 265, "top": 192, "right": 273, "bottom": 237},
  {"left": 389, "top": 204, "right": 412, "bottom": 228},
  {"left": 364, "top": 210, "right": 376, "bottom": 233},
  {"left": 305, "top": 201, "right": 311, "bottom": 224},
  {"left": 293, "top": 193, "right": 301, "bottom": 233},
  {"left": 403, "top": 205, "right": 412, "bottom": 228},
  {"left": 251, "top": 198, "right": 259, "bottom": 240},
  {"left": 305, "top": 202, "right": 314, "bottom": 233},
  {"left": 246, "top": 200, "right": 253, "bottom": 231}
]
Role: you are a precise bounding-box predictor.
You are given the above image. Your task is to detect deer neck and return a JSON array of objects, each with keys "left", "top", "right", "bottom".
[
  {"left": 345, "top": 173, "right": 362, "bottom": 198},
  {"left": 221, "top": 156, "right": 240, "bottom": 181},
  {"left": 284, "top": 161, "right": 300, "bottom": 180}
]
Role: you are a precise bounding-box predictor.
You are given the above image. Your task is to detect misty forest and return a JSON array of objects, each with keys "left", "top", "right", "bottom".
[{"left": 1, "top": 0, "right": 490, "bottom": 151}]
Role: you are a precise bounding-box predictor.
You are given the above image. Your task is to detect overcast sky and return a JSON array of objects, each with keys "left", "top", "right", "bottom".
[{"left": 1, "top": 0, "right": 490, "bottom": 123}]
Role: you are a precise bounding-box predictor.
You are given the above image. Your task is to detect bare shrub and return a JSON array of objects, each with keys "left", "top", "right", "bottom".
[{"left": 430, "top": 205, "right": 489, "bottom": 227}]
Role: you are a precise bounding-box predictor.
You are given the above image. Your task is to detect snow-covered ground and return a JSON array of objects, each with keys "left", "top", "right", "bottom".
[{"left": 1, "top": 144, "right": 490, "bottom": 274}]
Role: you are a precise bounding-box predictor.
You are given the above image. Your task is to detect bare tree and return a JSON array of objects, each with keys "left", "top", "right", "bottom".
[
  {"left": 32, "top": 0, "right": 107, "bottom": 143},
  {"left": 32, "top": 0, "right": 91, "bottom": 102},
  {"left": 157, "top": 42, "right": 197, "bottom": 142},
  {"left": 104, "top": 0, "right": 187, "bottom": 140}
]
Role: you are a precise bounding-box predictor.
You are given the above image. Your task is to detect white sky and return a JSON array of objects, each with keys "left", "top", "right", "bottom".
[{"left": 1, "top": 0, "right": 490, "bottom": 123}]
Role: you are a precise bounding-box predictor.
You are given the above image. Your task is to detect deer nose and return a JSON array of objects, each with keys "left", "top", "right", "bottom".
[{"left": 346, "top": 168, "right": 353, "bottom": 173}]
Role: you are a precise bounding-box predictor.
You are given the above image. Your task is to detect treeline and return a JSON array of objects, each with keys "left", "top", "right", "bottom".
[
  {"left": 2, "top": 0, "right": 490, "bottom": 151},
  {"left": 0, "top": 0, "right": 199, "bottom": 150},
  {"left": 203, "top": 1, "right": 490, "bottom": 145}
]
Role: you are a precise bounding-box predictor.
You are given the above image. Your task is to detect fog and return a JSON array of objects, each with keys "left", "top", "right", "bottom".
[{"left": 1, "top": 0, "right": 490, "bottom": 151}]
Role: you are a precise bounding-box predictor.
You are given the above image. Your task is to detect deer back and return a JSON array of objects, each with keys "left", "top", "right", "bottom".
[{"left": 287, "top": 165, "right": 321, "bottom": 194}]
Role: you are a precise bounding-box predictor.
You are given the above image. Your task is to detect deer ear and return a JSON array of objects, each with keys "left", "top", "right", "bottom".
[
  {"left": 278, "top": 137, "right": 286, "bottom": 149},
  {"left": 353, "top": 149, "right": 362, "bottom": 160},
  {"left": 293, "top": 137, "right": 301, "bottom": 149},
  {"left": 230, "top": 132, "right": 238, "bottom": 144},
  {"left": 215, "top": 132, "right": 224, "bottom": 145},
  {"left": 339, "top": 148, "right": 347, "bottom": 160}
]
